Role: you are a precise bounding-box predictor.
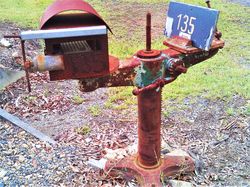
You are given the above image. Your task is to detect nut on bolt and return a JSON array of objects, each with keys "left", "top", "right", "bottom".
[{"left": 175, "top": 65, "right": 187, "bottom": 73}]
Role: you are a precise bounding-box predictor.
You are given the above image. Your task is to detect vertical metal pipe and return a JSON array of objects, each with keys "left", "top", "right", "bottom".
[
  {"left": 146, "top": 13, "right": 151, "bottom": 51},
  {"left": 21, "top": 41, "right": 31, "bottom": 92},
  {"left": 205, "top": 0, "right": 211, "bottom": 8},
  {"left": 137, "top": 89, "right": 161, "bottom": 167}
]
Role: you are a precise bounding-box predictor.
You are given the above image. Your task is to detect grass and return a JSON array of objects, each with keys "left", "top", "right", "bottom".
[
  {"left": 75, "top": 125, "right": 91, "bottom": 135},
  {"left": 88, "top": 105, "right": 101, "bottom": 117},
  {"left": 71, "top": 95, "right": 84, "bottom": 105},
  {"left": 0, "top": 0, "right": 249, "bottom": 108}
]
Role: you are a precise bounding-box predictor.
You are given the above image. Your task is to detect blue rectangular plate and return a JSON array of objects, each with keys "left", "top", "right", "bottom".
[{"left": 165, "top": 1, "right": 219, "bottom": 50}]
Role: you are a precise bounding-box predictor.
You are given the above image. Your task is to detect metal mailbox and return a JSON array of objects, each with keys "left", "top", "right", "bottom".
[{"left": 21, "top": 0, "right": 115, "bottom": 81}]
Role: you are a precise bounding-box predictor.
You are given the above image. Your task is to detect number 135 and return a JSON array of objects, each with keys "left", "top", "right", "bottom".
[{"left": 177, "top": 14, "right": 196, "bottom": 35}]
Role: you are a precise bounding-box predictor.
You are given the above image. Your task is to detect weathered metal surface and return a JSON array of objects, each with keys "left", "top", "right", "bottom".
[
  {"left": 77, "top": 38, "right": 223, "bottom": 92},
  {"left": 21, "top": 41, "right": 31, "bottom": 92},
  {"left": 146, "top": 13, "right": 151, "bottom": 51},
  {"left": 163, "top": 36, "right": 224, "bottom": 54},
  {"left": 38, "top": 0, "right": 112, "bottom": 81},
  {"left": 0, "top": 69, "right": 25, "bottom": 90},
  {"left": 43, "top": 30, "right": 111, "bottom": 81},
  {"left": 137, "top": 89, "right": 162, "bottom": 167},
  {"left": 0, "top": 108, "right": 56, "bottom": 145},
  {"left": 105, "top": 154, "right": 195, "bottom": 187},
  {"left": 39, "top": 0, "right": 112, "bottom": 32},
  {"left": 27, "top": 55, "right": 64, "bottom": 72},
  {"left": 165, "top": 1, "right": 219, "bottom": 50},
  {"left": 20, "top": 26, "right": 107, "bottom": 40}
]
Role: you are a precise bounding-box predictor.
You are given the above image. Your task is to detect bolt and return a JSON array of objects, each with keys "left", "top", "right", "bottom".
[
  {"left": 175, "top": 65, "right": 187, "bottom": 74},
  {"left": 146, "top": 12, "right": 151, "bottom": 51}
]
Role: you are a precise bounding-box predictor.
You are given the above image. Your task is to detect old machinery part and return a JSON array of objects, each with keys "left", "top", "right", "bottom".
[{"left": 26, "top": 55, "right": 64, "bottom": 72}]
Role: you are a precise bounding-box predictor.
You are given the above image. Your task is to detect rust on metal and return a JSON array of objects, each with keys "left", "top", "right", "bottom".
[
  {"left": 163, "top": 36, "right": 224, "bottom": 54},
  {"left": 27, "top": 55, "right": 65, "bottom": 72},
  {"left": 4, "top": 35, "right": 21, "bottom": 39},
  {"left": 38, "top": 0, "right": 115, "bottom": 81},
  {"left": 39, "top": 0, "right": 112, "bottom": 32},
  {"left": 137, "top": 89, "right": 162, "bottom": 167},
  {"left": 105, "top": 154, "right": 195, "bottom": 187},
  {"left": 21, "top": 41, "right": 31, "bottom": 92},
  {"left": 146, "top": 12, "right": 151, "bottom": 51}
]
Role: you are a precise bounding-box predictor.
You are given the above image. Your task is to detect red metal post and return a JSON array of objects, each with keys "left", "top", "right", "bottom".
[
  {"left": 137, "top": 88, "right": 162, "bottom": 168},
  {"left": 146, "top": 12, "right": 151, "bottom": 51},
  {"left": 21, "top": 41, "right": 31, "bottom": 92}
]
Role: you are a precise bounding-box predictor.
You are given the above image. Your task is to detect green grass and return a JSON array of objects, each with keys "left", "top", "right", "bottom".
[
  {"left": 71, "top": 95, "right": 84, "bottom": 104},
  {"left": 88, "top": 105, "right": 101, "bottom": 117},
  {"left": 75, "top": 125, "right": 91, "bottom": 135},
  {"left": 0, "top": 0, "right": 249, "bottom": 107}
]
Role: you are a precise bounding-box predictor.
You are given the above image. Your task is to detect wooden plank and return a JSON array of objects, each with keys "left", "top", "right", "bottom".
[{"left": 0, "top": 108, "right": 57, "bottom": 145}]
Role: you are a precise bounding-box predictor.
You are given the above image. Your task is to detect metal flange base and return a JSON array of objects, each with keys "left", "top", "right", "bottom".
[{"left": 104, "top": 154, "right": 195, "bottom": 187}]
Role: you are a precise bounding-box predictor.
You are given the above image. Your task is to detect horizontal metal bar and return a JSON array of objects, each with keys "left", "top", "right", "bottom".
[
  {"left": 20, "top": 25, "right": 107, "bottom": 40},
  {"left": 0, "top": 108, "right": 57, "bottom": 145}
]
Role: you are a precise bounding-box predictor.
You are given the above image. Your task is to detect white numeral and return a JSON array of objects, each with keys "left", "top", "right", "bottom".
[{"left": 177, "top": 14, "right": 196, "bottom": 35}]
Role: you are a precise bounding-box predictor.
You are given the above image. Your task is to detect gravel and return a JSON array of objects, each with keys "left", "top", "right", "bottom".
[{"left": 0, "top": 119, "right": 130, "bottom": 186}]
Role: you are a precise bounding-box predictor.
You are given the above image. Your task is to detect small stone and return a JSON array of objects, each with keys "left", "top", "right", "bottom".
[
  {"left": 59, "top": 153, "right": 65, "bottom": 158},
  {"left": 0, "top": 38, "right": 11, "bottom": 48},
  {"left": 87, "top": 158, "right": 107, "bottom": 169},
  {"left": 70, "top": 165, "right": 80, "bottom": 173},
  {"left": 22, "top": 144, "right": 29, "bottom": 149},
  {"left": 126, "top": 144, "right": 137, "bottom": 155},
  {"left": 168, "top": 180, "right": 193, "bottom": 187},
  {"left": 2, "top": 177, "right": 8, "bottom": 182},
  {"left": 167, "top": 149, "right": 190, "bottom": 157},
  {"left": 161, "top": 141, "right": 173, "bottom": 154},
  {"left": 104, "top": 149, "right": 117, "bottom": 160},
  {"left": 25, "top": 174, "right": 32, "bottom": 179},
  {"left": 0, "top": 168, "right": 7, "bottom": 178},
  {"left": 85, "top": 138, "right": 92, "bottom": 143},
  {"left": 35, "top": 144, "right": 41, "bottom": 149},
  {"left": 19, "top": 131, "right": 25, "bottom": 136},
  {"left": 12, "top": 52, "right": 20, "bottom": 58},
  {"left": 19, "top": 155, "right": 25, "bottom": 162}
]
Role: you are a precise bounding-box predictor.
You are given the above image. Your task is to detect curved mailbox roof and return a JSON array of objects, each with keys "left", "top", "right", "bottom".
[{"left": 39, "top": 0, "right": 112, "bottom": 33}]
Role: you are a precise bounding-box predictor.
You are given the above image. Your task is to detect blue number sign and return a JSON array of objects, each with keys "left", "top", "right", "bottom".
[{"left": 165, "top": 1, "right": 219, "bottom": 50}]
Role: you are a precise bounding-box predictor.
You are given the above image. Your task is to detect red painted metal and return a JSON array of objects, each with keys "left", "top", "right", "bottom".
[
  {"left": 39, "top": 0, "right": 115, "bottom": 81},
  {"left": 137, "top": 89, "right": 162, "bottom": 167},
  {"left": 105, "top": 154, "right": 195, "bottom": 187},
  {"left": 21, "top": 41, "right": 31, "bottom": 92},
  {"left": 146, "top": 13, "right": 151, "bottom": 52},
  {"left": 39, "top": 0, "right": 112, "bottom": 32},
  {"left": 163, "top": 36, "right": 224, "bottom": 54},
  {"left": 104, "top": 13, "right": 196, "bottom": 186},
  {"left": 103, "top": 12, "right": 224, "bottom": 186}
]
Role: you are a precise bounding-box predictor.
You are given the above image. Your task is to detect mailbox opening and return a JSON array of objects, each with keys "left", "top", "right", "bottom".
[{"left": 38, "top": 0, "right": 115, "bottom": 81}]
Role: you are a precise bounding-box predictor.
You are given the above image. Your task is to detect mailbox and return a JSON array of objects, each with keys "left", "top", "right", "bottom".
[{"left": 21, "top": 0, "right": 116, "bottom": 81}]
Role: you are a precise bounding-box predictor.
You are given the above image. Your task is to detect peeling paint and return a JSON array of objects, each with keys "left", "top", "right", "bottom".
[
  {"left": 165, "top": 16, "right": 174, "bottom": 37},
  {"left": 205, "top": 27, "right": 214, "bottom": 51}
]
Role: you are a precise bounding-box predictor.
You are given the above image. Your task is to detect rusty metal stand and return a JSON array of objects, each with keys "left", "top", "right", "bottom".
[
  {"left": 105, "top": 88, "right": 194, "bottom": 186},
  {"left": 105, "top": 13, "right": 195, "bottom": 186}
]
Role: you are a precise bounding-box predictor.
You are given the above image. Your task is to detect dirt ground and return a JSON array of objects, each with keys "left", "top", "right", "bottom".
[{"left": 0, "top": 1, "right": 250, "bottom": 186}]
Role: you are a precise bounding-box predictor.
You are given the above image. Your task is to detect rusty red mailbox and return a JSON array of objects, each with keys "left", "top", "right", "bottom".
[
  {"left": 8, "top": 0, "right": 119, "bottom": 88},
  {"left": 39, "top": 0, "right": 117, "bottom": 81}
]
